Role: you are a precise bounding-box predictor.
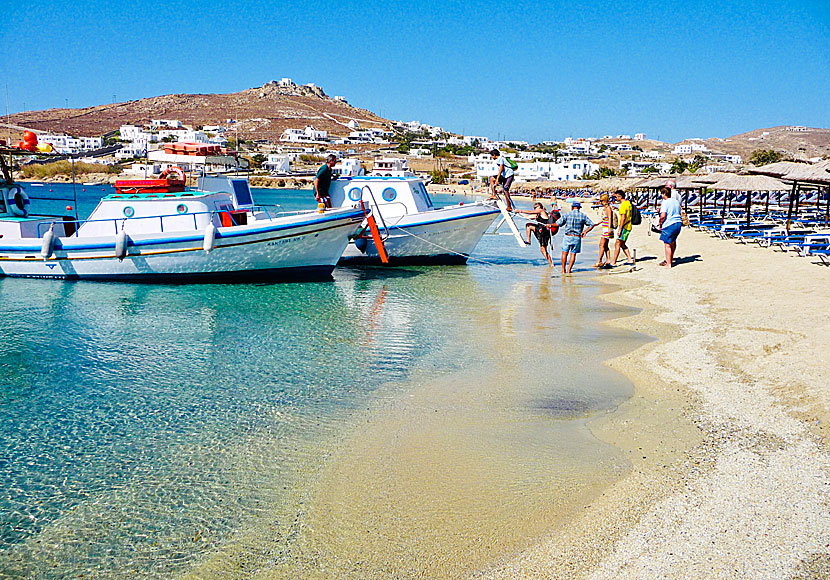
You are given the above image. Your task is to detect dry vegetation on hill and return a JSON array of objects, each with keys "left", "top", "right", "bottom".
[{"left": 5, "top": 82, "right": 391, "bottom": 141}]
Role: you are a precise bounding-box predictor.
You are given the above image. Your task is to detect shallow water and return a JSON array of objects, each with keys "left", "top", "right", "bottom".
[{"left": 0, "top": 186, "right": 643, "bottom": 578}]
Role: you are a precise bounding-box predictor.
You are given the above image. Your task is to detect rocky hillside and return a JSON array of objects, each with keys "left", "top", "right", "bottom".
[
  {"left": 681, "top": 126, "right": 830, "bottom": 161},
  {"left": 4, "top": 81, "right": 392, "bottom": 141}
]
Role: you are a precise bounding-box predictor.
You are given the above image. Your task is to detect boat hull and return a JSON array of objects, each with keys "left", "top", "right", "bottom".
[
  {"left": 0, "top": 209, "right": 364, "bottom": 283},
  {"left": 340, "top": 206, "right": 498, "bottom": 265}
]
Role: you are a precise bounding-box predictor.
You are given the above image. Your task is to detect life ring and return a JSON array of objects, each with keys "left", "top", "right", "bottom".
[
  {"left": 5, "top": 186, "right": 29, "bottom": 217},
  {"left": 160, "top": 166, "right": 186, "bottom": 181}
]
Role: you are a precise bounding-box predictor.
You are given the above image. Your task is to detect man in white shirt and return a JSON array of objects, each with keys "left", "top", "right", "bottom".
[
  {"left": 487, "top": 149, "right": 515, "bottom": 211},
  {"left": 658, "top": 186, "right": 683, "bottom": 268}
]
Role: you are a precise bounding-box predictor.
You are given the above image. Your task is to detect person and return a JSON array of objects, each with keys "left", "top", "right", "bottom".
[
  {"left": 314, "top": 154, "right": 338, "bottom": 208},
  {"left": 555, "top": 200, "right": 597, "bottom": 274},
  {"left": 611, "top": 189, "right": 634, "bottom": 266},
  {"left": 658, "top": 186, "right": 683, "bottom": 267},
  {"left": 487, "top": 149, "right": 515, "bottom": 211},
  {"left": 594, "top": 193, "right": 614, "bottom": 268},
  {"left": 515, "top": 202, "right": 554, "bottom": 266}
]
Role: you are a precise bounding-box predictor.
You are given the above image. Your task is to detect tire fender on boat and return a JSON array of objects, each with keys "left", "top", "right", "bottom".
[
  {"left": 203, "top": 222, "right": 216, "bottom": 253},
  {"left": 115, "top": 229, "right": 129, "bottom": 261},
  {"left": 40, "top": 225, "right": 56, "bottom": 260},
  {"left": 6, "top": 186, "right": 29, "bottom": 217}
]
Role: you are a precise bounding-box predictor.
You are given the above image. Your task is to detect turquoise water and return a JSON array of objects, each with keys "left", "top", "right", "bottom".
[{"left": 0, "top": 185, "right": 641, "bottom": 578}]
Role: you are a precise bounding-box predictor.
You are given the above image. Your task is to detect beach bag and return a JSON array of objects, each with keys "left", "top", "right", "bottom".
[
  {"left": 611, "top": 210, "right": 619, "bottom": 230},
  {"left": 630, "top": 204, "right": 642, "bottom": 226},
  {"left": 505, "top": 157, "right": 518, "bottom": 171},
  {"left": 681, "top": 209, "right": 690, "bottom": 227},
  {"left": 547, "top": 209, "right": 561, "bottom": 235}
]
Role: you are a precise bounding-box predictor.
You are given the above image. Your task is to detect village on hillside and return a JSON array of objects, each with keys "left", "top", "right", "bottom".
[{"left": 2, "top": 79, "right": 828, "bottom": 187}]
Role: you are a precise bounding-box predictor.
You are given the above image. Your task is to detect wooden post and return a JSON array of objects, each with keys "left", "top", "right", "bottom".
[
  {"left": 825, "top": 186, "right": 829, "bottom": 226},
  {"left": 765, "top": 191, "right": 770, "bottom": 216},
  {"left": 785, "top": 182, "right": 797, "bottom": 232}
]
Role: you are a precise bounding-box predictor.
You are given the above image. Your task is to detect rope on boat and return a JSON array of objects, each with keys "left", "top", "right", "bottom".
[{"left": 388, "top": 226, "right": 500, "bottom": 266}]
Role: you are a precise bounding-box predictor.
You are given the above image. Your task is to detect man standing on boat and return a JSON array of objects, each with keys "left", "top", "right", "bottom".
[
  {"left": 314, "top": 154, "right": 338, "bottom": 208},
  {"left": 487, "top": 149, "right": 516, "bottom": 212}
]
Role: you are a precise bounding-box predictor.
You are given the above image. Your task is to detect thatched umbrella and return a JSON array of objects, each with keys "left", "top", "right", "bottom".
[
  {"left": 703, "top": 173, "right": 788, "bottom": 226},
  {"left": 746, "top": 161, "right": 810, "bottom": 178},
  {"left": 750, "top": 161, "right": 830, "bottom": 227}
]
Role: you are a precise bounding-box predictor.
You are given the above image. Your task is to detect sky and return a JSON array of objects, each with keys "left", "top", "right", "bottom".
[{"left": 1, "top": 0, "right": 828, "bottom": 143}]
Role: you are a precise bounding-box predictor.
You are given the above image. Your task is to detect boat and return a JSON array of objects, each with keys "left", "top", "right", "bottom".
[
  {"left": 0, "top": 158, "right": 365, "bottom": 282},
  {"left": 329, "top": 174, "right": 500, "bottom": 264}
]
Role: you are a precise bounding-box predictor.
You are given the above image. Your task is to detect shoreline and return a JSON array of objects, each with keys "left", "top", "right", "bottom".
[{"left": 480, "top": 223, "right": 830, "bottom": 578}]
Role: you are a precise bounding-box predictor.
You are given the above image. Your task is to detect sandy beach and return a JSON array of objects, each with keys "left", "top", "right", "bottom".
[{"left": 478, "top": 216, "right": 830, "bottom": 578}]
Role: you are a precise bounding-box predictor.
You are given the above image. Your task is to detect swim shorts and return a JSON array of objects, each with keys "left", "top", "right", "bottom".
[
  {"left": 619, "top": 228, "right": 631, "bottom": 243},
  {"left": 562, "top": 234, "right": 582, "bottom": 254},
  {"left": 660, "top": 222, "right": 681, "bottom": 244}
]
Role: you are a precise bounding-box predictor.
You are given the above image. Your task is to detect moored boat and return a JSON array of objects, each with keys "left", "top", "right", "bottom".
[
  {"left": 329, "top": 175, "right": 500, "bottom": 264},
  {"left": 0, "top": 166, "right": 364, "bottom": 282}
]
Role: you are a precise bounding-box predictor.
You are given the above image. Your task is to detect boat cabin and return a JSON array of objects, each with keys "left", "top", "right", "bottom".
[
  {"left": 329, "top": 176, "right": 434, "bottom": 220},
  {"left": 0, "top": 183, "right": 74, "bottom": 239},
  {"left": 371, "top": 157, "right": 416, "bottom": 177},
  {"left": 78, "top": 176, "right": 256, "bottom": 237}
]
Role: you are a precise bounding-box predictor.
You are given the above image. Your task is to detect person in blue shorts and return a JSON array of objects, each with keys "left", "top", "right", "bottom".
[
  {"left": 658, "top": 186, "right": 683, "bottom": 268},
  {"left": 555, "top": 200, "right": 597, "bottom": 274}
]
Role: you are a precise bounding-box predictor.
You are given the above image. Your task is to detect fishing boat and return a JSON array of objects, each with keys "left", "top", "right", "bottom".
[
  {"left": 329, "top": 174, "right": 500, "bottom": 264},
  {"left": 0, "top": 156, "right": 364, "bottom": 282}
]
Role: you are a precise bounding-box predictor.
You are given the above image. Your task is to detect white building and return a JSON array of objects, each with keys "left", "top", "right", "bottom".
[
  {"left": 348, "top": 131, "right": 374, "bottom": 143},
  {"left": 264, "top": 154, "right": 291, "bottom": 173},
  {"left": 673, "top": 143, "right": 708, "bottom": 154},
  {"left": 621, "top": 161, "right": 671, "bottom": 175},
  {"left": 346, "top": 120, "right": 360, "bottom": 130},
  {"left": 151, "top": 119, "right": 183, "bottom": 129},
  {"left": 787, "top": 126, "right": 808, "bottom": 132},
  {"left": 116, "top": 142, "right": 150, "bottom": 159},
  {"left": 202, "top": 125, "right": 226, "bottom": 133},
  {"left": 280, "top": 126, "right": 328, "bottom": 143},
  {"left": 474, "top": 158, "right": 598, "bottom": 182},
  {"left": 37, "top": 133, "right": 103, "bottom": 153},
  {"left": 278, "top": 78, "right": 295, "bottom": 87},
  {"left": 634, "top": 133, "right": 646, "bottom": 141},
  {"left": 641, "top": 150, "right": 666, "bottom": 159}
]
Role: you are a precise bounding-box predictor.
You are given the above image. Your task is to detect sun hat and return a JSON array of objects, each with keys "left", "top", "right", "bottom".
[{"left": 571, "top": 200, "right": 582, "bottom": 208}]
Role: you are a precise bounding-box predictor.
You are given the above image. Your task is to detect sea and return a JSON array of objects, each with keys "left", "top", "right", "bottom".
[{"left": 0, "top": 183, "right": 644, "bottom": 579}]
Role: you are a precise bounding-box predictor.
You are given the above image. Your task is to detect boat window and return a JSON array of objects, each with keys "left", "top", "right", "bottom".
[
  {"left": 176, "top": 204, "right": 188, "bottom": 214},
  {"left": 123, "top": 206, "right": 135, "bottom": 218},
  {"left": 231, "top": 180, "right": 253, "bottom": 206},
  {"left": 418, "top": 182, "right": 433, "bottom": 207},
  {"left": 348, "top": 187, "right": 362, "bottom": 202},
  {"left": 382, "top": 187, "right": 397, "bottom": 202}
]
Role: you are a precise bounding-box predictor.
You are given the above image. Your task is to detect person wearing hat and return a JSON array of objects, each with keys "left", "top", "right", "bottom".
[{"left": 554, "top": 199, "right": 597, "bottom": 274}]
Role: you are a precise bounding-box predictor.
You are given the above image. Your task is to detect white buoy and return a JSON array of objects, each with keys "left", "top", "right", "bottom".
[
  {"left": 203, "top": 223, "right": 216, "bottom": 253},
  {"left": 40, "top": 225, "right": 56, "bottom": 260},
  {"left": 115, "top": 230, "right": 129, "bottom": 261}
]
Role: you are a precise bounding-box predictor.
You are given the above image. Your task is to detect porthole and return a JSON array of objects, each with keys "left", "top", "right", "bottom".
[
  {"left": 123, "top": 206, "right": 135, "bottom": 218},
  {"left": 381, "top": 187, "right": 397, "bottom": 202},
  {"left": 348, "top": 187, "right": 362, "bottom": 202},
  {"left": 176, "top": 203, "right": 188, "bottom": 214}
]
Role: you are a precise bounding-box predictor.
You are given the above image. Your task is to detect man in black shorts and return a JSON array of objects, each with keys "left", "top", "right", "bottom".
[
  {"left": 314, "top": 154, "right": 338, "bottom": 208},
  {"left": 515, "top": 202, "right": 555, "bottom": 266}
]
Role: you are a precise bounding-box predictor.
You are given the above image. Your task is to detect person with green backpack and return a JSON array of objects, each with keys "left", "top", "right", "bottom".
[{"left": 487, "top": 149, "right": 516, "bottom": 211}]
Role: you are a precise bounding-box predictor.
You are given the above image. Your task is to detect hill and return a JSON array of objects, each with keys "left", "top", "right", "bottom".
[
  {"left": 3, "top": 81, "right": 392, "bottom": 141},
  {"left": 678, "top": 126, "right": 830, "bottom": 161}
]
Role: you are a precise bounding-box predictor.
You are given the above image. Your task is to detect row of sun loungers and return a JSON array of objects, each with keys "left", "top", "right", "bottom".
[{"left": 687, "top": 210, "right": 830, "bottom": 266}]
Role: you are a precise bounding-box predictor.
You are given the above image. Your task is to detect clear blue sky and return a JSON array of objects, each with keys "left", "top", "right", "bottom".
[{"left": 1, "top": 0, "right": 828, "bottom": 143}]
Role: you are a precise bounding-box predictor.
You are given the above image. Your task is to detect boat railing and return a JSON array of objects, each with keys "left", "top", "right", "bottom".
[{"left": 34, "top": 204, "right": 317, "bottom": 238}]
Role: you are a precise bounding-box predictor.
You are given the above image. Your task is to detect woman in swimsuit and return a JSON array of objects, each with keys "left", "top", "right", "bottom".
[
  {"left": 595, "top": 193, "right": 614, "bottom": 268},
  {"left": 515, "top": 202, "right": 554, "bottom": 267}
]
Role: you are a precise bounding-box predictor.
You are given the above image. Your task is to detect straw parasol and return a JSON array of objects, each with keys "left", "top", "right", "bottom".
[
  {"left": 777, "top": 159, "right": 830, "bottom": 185},
  {"left": 702, "top": 173, "right": 788, "bottom": 191},
  {"left": 746, "top": 161, "right": 809, "bottom": 178}
]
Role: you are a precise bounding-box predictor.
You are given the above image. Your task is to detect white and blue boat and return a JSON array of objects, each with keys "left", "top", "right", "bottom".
[
  {"left": 329, "top": 175, "right": 500, "bottom": 264},
  {"left": 0, "top": 175, "right": 364, "bottom": 282}
]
